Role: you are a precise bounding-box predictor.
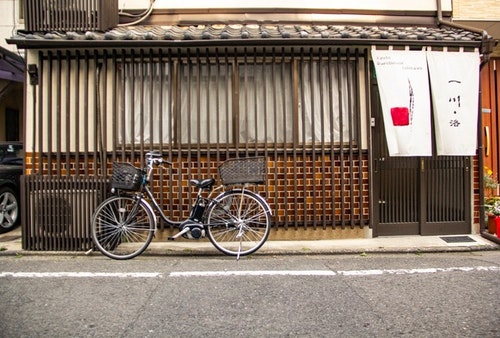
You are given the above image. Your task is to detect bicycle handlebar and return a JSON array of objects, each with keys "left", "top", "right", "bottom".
[{"left": 145, "top": 151, "right": 172, "bottom": 167}]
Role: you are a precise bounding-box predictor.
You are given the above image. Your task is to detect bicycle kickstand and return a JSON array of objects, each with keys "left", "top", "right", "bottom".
[{"left": 236, "top": 228, "right": 245, "bottom": 260}]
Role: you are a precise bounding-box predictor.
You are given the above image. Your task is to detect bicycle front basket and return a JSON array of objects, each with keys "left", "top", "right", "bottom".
[
  {"left": 218, "top": 157, "right": 266, "bottom": 185},
  {"left": 110, "top": 162, "right": 143, "bottom": 191}
]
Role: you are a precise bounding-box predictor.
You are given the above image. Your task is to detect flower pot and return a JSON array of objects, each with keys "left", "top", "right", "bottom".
[
  {"left": 496, "top": 217, "right": 500, "bottom": 238},
  {"left": 487, "top": 214, "right": 497, "bottom": 234}
]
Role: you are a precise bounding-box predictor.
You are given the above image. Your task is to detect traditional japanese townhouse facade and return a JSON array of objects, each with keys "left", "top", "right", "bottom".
[{"left": 7, "top": 0, "right": 498, "bottom": 250}]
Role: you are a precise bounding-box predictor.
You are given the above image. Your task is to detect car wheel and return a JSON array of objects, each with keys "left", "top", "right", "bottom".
[{"left": 0, "top": 186, "right": 20, "bottom": 233}]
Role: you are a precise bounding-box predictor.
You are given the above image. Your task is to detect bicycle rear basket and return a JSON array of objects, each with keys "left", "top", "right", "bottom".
[
  {"left": 218, "top": 157, "right": 266, "bottom": 185},
  {"left": 110, "top": 162, "right": 143, "bottom": 191}
]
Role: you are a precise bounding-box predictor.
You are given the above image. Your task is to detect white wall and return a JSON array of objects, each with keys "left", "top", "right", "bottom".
[
  {"left": 0, "top": 0, "right": 21, "bottom": 51},
  {"left": 121, "top": 0, "right": 451, "bottom": 11}
]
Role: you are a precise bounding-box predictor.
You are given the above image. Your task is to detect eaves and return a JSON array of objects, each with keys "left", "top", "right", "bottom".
[{"left": 6, "top": 24, "right": 494, "bottom": 55}]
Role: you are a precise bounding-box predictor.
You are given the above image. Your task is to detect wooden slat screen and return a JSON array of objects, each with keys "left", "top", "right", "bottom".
[{"left": 22, "top": 46, "right": 370, "bottom": 250}]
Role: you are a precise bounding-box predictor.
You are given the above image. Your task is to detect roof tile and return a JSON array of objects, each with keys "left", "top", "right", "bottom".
[{"left": 11, "top": 23, "right": 489, "bottom": 47}]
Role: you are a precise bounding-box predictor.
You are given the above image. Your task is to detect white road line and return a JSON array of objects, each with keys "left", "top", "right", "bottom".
[
  {"left": 170, "top": 266, "right": 500, "bottom": 277},
  {"left": 336, "top": 266, "right": 500, "bottom": 276},
  {"left": 0, "top": 266, "right": 498, "bottom": 279},
  {"left": 0, "top": 272, "right": 163, "bottom": 278},
  {"left": 169, "top": 270, "right": 338, "bottom": 277}
]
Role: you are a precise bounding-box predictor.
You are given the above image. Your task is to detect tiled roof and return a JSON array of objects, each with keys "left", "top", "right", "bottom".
[
  {"left": 0, "top": 46, "right": 24, "bottom": 82},
  {"left": 104, "top": 24, "right": 482, "bottom": 41},
  {"left": 10, "top": 23, "right": 491, "bottom": 49}
]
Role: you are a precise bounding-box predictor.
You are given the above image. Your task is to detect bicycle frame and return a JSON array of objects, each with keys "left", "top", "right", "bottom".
[
  {"left": 129, "top": 157, "right": 260, "bottom": 234},
  {"left": 137, "top": 177, "right": 226, "bottom": 227}
]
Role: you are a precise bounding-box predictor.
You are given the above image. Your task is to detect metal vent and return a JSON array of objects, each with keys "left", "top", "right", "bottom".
[
  {"left": 22, "top": 176, "right": 108, "bottom": 251},
  {"left": 24, "top": 0, "right": 119, "bottom": 32}
]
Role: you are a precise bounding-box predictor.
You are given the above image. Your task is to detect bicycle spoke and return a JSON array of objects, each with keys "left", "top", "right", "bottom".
[
  {"left": 92, "top": 196, "right": 154, "bottom": 260},
  {"left": 206, "top": 190, "right": 270, "bottom": 256}
]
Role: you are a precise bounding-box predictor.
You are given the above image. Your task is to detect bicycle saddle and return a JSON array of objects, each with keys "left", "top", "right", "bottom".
[{"left": 190, "top": 178, "right": 215, "bottom": 190}]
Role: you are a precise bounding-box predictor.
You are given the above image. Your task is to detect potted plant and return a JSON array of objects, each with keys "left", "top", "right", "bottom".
[
  {"left": 484, "top": 167, "right": 499, "bottom": 235},
  {"left": 484, "top": 167, "right": 499, "bottom": 197},
  {"left": 485, "top": 197, "right": 500, "bottom": 234}
]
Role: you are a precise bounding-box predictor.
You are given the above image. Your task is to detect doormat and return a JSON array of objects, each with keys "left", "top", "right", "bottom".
[{"left": 440, "top": 236, "right": 476, "bottom": 243}]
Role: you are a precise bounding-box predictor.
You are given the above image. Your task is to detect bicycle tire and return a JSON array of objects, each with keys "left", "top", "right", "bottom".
[
  {"left": 91, "top": 195, "right": 155, "bottom": 260},
  {"left": 205, "top": 189, "right": 271, "bottom": 257}
]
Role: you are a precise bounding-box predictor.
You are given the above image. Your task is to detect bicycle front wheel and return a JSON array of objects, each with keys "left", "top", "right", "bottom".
[
  {"left": 91, "top": 195, "right": 155, "bottom": 260},
  {"left": 206, "top": 189, "right": 271, "bottom": 257}
]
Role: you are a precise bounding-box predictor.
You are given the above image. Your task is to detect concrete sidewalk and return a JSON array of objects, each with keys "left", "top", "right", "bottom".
[{"left": 1, "top": 227, "right": 499, "bottom": 257}]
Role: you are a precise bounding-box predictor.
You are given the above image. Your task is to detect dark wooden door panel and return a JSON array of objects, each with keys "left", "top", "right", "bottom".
[{"left": 371, "top": 79, "right": 471, "bottom": 236}]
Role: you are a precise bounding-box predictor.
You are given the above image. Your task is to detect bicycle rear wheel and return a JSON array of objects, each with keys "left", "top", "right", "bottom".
[
  {"left": 91, "top": 195, "right": 155, "bottom": 260},
  {"left": 206, "top": 189, "right": 271, "bottom": 257}
]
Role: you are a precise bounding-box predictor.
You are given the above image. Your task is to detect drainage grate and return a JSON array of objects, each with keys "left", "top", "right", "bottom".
[{"left": 440, "top": 236, "right": 476, "bottom": 243}]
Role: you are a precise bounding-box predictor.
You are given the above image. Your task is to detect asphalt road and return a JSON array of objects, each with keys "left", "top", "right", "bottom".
[{"left": 0, "top": 252, "right": 499, "bottom": 338}]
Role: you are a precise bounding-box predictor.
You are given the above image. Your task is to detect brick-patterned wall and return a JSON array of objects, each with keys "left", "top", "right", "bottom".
[
  {"left": 25, "top": 153, "right": 101, "bottom": 177},
  {"left": 472, "top": 156, "right": 482, "bottom": 232},
  {"left": 145, "top": 153, "right": 370, "bottom": 229},
  {"left": 268, "top": 154, "right": 369, "bottom": 228}
]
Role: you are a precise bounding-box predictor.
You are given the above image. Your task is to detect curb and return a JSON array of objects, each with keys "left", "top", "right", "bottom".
[{"left": 1, "top": 242, "right": 498, "bottom": 258}]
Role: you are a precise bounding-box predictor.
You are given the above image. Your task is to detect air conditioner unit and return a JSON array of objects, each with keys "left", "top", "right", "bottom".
[
  {"left": 29, "top": 190, "right": 98, "bottom": 242},
  {"left": 24, "top": 0, "right": 119, "bottom": 32}
]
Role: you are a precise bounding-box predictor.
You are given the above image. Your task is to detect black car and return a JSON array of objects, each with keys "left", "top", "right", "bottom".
[{"left": 0, "top": 143, "right": 22, "bottom": 233}]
